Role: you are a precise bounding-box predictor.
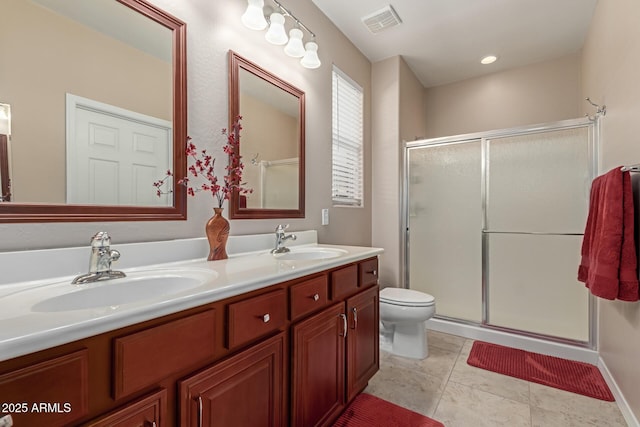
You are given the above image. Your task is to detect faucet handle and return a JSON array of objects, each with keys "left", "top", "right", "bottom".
[
  {"left": 91, "top": 231, "right": 111, "bottom": 247},
  {"left": 275, "top": 224, "right": 289, "bottom": 232}
]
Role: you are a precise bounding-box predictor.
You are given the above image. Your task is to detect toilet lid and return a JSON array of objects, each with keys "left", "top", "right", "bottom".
[{"left": 380, "top": 287, "right": 435, "bottom": 307}]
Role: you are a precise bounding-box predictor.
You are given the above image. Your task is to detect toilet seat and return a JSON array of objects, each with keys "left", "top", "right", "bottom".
[{"left": 380, "top": 288, "right": 435, "bottom": 307}]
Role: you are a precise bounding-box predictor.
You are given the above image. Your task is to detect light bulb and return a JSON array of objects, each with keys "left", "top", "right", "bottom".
[
  {"left": 265, "top": 13, "right": 288, "bottom": 45},
  {"left": 300, "top": 41, "right": 321, "bottom": 69},
  {"left": 481, "top": 55, "right": 497, "bottom": 65},
  {"left": 241, "top": 0, "right": 267, "bottom": 31},
  {"left": 284, "top": 28, "right": 305, "bottom": 57},
  {"left": 0, "top": 104, "right": 10, "bottom": 136}
]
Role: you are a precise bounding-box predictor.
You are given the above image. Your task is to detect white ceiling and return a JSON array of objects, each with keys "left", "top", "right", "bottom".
[{"left": 312, "top": 0, "right": 598, "bottom": 88}]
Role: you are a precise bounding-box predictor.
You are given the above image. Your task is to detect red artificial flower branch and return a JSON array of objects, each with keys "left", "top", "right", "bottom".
[{"left": 153, "top": 115, "right": 252, "bottom": 208}]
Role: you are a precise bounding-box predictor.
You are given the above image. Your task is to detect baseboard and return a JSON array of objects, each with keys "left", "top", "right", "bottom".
[
  {"left": 598, "top": 357, "right": 640, "bottom": 427},
  {"left": 426, "top": 318, "right": 599, "bottom": 364}
]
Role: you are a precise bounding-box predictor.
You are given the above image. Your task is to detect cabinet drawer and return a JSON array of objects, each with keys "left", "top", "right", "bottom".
[
  {"left": 330, "top": 264, "right": 359, "bottom": 300},
  {"left": 82, "top": 388, "right": 166, "bottom": 427},
  {"left": 227, "top": 289, "right": 286, "bottom": 349},
  {"left": 114, "top": 310, "right": 216, "bottom": 399},
  {"left": 359, "top": 258, "right": 379, "bottom": 288},
  {"left": 290, "top": 275, "right": 328, "bottom": 321},
  {"left": 0, "top": 349, "right": 89, "bottom": 426}
]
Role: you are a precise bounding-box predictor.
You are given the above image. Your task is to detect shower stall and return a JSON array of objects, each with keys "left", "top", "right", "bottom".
[{"left": 402, "top": 118, "right": 597, "bottom": 347}]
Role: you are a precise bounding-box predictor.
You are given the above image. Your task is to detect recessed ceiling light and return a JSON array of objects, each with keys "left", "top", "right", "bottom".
[{"left": 481, "top": 55, "right": 498, "bottom": 65}]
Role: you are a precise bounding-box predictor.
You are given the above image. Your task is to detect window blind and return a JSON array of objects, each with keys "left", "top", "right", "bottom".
[{"left": 332, "top": 66, "right": 363, "bottom": 207}]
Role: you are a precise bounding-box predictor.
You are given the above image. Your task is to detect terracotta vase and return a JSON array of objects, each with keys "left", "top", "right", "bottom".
[{"left": 205, "top": 207, "right": 229, "bottom": 261}]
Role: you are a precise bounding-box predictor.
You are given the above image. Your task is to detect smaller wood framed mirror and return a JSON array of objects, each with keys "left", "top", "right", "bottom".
[{"left": 228, "top": 51, "right": 305, "bottom": 219}]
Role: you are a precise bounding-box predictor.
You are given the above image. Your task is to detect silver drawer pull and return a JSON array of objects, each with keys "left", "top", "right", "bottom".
[
  {"left": 368, "top": 269, "right": 377, "bottom": 276},
  {"left": 351, "top": 307, "right": 358, "bottom": 329},
  {"left": 196, "top": 395, "right": 203, "bottom": 427},
  {"left": 339, "top": 313, "right": 348, "bottom": 338},
  {"left": 312, "top": 293, "right": 320, "bottom": 301},
  {"left": 263, "top": 313, "right": 270, "bottom": 323}
]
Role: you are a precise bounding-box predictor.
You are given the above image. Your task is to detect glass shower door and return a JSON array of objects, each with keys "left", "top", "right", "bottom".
[
  {"left": 407, "top": 140, "right": 483, "bottom": 322},
  {"left": 484, "top": 126, "right": 591, "bottom": 341}
]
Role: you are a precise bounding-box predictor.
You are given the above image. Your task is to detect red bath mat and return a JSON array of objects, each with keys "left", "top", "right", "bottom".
[
  {"left": 467, "top": 341, "right": 614, "bottom": 401},
  {"left": 332, "top": 393, "right": 445, "bottom": 427}
]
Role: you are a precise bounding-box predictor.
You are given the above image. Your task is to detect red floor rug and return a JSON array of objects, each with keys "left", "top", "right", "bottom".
[
  {"left": 467, "top": 341, "right": 614, "bottom": 401},
  {"left": 332, "top": 393, "right": 445, "bottom": 427}
]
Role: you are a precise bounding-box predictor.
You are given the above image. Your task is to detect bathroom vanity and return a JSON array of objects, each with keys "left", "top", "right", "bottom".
[{"left": 0, "top": 235, "right": 381, "bottom": 427}]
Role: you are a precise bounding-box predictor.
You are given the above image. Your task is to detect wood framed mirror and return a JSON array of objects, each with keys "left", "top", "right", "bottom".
[
  {"left": 0, "top": 0, "right": 187, "bottom": 223},
  {"left": 228, "top": 51, "right": 305, "bottom": 219}
]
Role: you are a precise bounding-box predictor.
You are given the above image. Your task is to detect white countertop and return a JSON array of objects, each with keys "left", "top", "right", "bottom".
[{"left": 0, "top": 236, "right": 382, "bottom": 362}]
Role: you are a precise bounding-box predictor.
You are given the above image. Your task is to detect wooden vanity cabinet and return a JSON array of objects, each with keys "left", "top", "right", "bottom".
[
  {"left": 291, "top": 260, "right": 380, "bottom": 427},
  {"left": 0, "top": 256, "right": 378, "bottom": 427}
]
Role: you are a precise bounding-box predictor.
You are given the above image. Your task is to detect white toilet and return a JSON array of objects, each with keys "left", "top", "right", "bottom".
[{"left": 379, "top": 287, "right": 436, "bottom": 359}]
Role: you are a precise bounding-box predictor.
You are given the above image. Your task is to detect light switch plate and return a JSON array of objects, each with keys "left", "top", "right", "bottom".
[{"left": 321, "top": 208, "right": 329, "bottom": 225}]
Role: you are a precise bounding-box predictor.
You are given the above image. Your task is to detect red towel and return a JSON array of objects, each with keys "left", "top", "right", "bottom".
[{"left": 578, "top": 167, "right": 639, "bottom": 301}]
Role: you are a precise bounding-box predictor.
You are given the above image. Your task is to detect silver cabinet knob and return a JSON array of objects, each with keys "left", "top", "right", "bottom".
[
  {"left": 263, "top": 313, "right": 270, "bottom": 323},
  {"left": 312, "top": 293, "right": 320, "bottom": 301}
]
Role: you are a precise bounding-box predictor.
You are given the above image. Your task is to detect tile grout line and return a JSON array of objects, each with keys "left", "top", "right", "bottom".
[{"left": 431, "top": 338, "right": 468, "bottom": 418}]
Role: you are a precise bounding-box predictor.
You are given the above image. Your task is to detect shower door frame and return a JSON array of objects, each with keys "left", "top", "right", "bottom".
[{"left": 401, "top": 117, "right": 598, "bottom": 349}]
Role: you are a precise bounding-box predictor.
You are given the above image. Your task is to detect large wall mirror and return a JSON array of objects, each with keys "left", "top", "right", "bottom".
[
  {"left": 0, "top": 0, "right": 187, "bottom": 222},
  {"left": 228, "top": 51, "right": 305, "bottom": 219}
]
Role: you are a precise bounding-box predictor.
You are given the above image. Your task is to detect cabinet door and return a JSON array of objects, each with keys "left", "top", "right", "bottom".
[
  {"left": 179, "top": 332, "right": 285, "bottom": 427},
  {"left": 291, "top": 302, "right": 346, "bottom": 427},
  {"left": 346, "top": 286, "right": 379, "bottom": 402},
  {"left": 82, "top": 388, "right": 166, "bottom": 427}
]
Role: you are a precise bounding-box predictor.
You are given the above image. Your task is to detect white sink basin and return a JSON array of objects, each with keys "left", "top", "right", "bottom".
[
  {"left": 32, "top": 268, "right": 217, "bottom": 312},
  {"left": 273, "top": 247, "right": 348, "bottom": 261}
]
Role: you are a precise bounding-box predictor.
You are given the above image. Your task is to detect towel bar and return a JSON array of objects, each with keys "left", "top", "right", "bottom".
[{"left": 621, "top": 165, "right": 640, "bottom": 172}]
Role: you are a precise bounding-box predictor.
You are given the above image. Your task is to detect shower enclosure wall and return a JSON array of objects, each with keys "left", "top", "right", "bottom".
[{"left": 403, "top": 118, "right": 596, "bottom": 347}]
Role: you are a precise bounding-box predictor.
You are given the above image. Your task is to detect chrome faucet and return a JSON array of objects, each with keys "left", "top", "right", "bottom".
[
  {"left": 72, "top": 232, "right": 126, "bottom": 284},
  {"left": 271, "top": 224, "right": 297, "bottom": 254}
]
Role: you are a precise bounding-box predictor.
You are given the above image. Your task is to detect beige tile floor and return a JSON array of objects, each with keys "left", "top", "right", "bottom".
[{"left": 365, "top": 331, "right": 628, "bottom": 427}]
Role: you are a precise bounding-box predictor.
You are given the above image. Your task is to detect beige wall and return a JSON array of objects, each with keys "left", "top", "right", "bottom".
[
  {"left": 371, "top": 56, "right": 424, "bottom": 287},
  {"left": 582, "top": 0, "right": 640, "bottom": 420},
  {"left": 0, "top": 0, "right": 372, "bottom": 251},
  {"left": 372, "top": 57, "right": 401, "bottom": 287},
  {"left": 423, "top": 53, "right": 582, "bottom": 138},
  {"left": 1, "top": 0, "right": 171, "bottom": 203}
]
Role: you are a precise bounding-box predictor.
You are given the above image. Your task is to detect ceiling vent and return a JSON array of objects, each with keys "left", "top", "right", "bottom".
[{"left": 361, "top": 5, "right": 402, "bottom": 34}]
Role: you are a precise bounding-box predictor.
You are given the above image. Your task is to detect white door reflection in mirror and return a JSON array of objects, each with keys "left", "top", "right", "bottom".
[{"left": 66, "top": 94, "right": 171, "bottom": 206}]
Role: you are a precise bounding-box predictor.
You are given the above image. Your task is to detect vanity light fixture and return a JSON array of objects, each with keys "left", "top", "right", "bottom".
[
  {"left": 481, "top": 55, "right": 498, "bottom": 65},
  {"left": 284, "top": 28, "right": 305, "bottom": 58},
  {"left": 0, "top": 103, "right": 11, "bottom": 136},
  {"left": 0, "top": 103, "right": 11, "bottom": 202},
  {"left": 300, "top": 42, "right": 321, "bottom": 69},
  {"left": 265, "top": 12, "right": 288, "bottom": 45},
  {"left": 241, "top": 0, "right": 321, "bottom": 69},
  {"left": 241, "top": 0, "right": 268, "bottom": 30}
]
